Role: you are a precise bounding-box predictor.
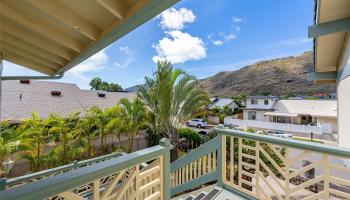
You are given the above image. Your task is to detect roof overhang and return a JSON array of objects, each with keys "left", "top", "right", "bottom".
[
  {"left": 264, "top": 112, "right": 298, "bottom": 118},
  {"left": 308, "top": 0, "right": 350, "bottom": 84},
  {"left": 0, "top": 0, "right": 179, "bottom": 76}
]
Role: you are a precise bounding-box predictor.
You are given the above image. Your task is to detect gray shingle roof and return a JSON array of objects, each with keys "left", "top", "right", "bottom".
[{"left": 1, "top": 80, "right": 135, "bottom": 121}]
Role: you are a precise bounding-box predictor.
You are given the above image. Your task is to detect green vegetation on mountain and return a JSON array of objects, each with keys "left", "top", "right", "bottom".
[{"left": 200, "top": 52, "right": 336, "bottom": 97}]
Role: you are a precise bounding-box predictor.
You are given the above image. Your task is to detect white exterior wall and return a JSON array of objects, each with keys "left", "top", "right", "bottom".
[
  {"left": 317, "top": 117, "right": 337, "bottom": 133},
  {"left": 338, "top": 34, "right": 350, "bottom": 148},
  {"left": 224, "top": 118, "right": 323, "bottom": 134},
  {"left": 243, "top": 110, "right": 268, "bottom": 121},
  {"left": 246, "top": 98, "right": 277, "bottom": 109}
]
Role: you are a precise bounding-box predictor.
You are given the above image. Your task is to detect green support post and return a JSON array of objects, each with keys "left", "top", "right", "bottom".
[
  {"left": 73, "top": 160, "right": 79, "bottom": 169},
  {"left": 0, "top": 178, "right": 6, "bottom": 191},
  {"left": 159, "top": 138, "right": 172, "bottom": 200},
  {"left": 216, "top": 124, "right": 225, "bottom": 187}
]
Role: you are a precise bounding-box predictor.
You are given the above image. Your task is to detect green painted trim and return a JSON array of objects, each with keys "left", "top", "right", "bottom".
[
  {"left": 216, "top": 132, "right": 223, "bottom": 187},
  {"left": 337, "top": 60, "right": 350, "bottom": 81},
  {"left": 308, "top": 17, "right": 350, "bottom": 38},
  {"left": 215, "top": 128, "right": 350, "bottom": 159},
  {"left": 6, "top": 152, "right": 123, "bottom": 187},
  {"left": 0, "top": 145, "right": 170, "bottom": 200},
  {"left": 1, "top": 72, "right": 64, "bottom": 80},
  {"left": 223, "top": 184, "right": 258, "bottom": 200},
  {"left": 58, "top": 0, "right": 180, "bottom": 74},
  {"left": 170, "top": 137, "right": 218, "bottom": 172},
  {"left": 159, "top": 138, "right": 172, "bottom": 200},
  {"left": 307, "top": 71, "right": 337, "bottom": 81},
  {"left": 171, "top": 171, "right": 218, "bottom": 196}
]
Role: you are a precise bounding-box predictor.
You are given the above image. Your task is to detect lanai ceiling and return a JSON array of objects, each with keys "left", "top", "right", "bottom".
[{"left": 0, "top": 0, "right": 178, "bottom": 75}]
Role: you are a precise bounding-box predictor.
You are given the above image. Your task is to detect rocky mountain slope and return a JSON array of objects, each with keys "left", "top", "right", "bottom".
[{"left": 199, "top": 52, "right": 336, "bottom": 97}]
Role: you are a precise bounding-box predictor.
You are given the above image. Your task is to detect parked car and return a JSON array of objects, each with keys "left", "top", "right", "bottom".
[
  {"left": 186, "top": 119, "right": 208, "bottom": 128},
  {"left": 270, "top": 130, "right": 293, "bottom": 138}
]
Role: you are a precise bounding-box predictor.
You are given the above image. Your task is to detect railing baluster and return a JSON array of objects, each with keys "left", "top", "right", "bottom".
[
  {"left": 213, "top": 150, "right": 217, "bottom": 171},
  {"left": 285, "top": 147, "right": 290, "bottom": 200},
  {"left": 255, "top": 141, "right": 259, "bottom": 196},
  {"left": 238, "top": 137, "right": 242, "bottom": 188},
  {"left": 230, "top": 136, "right": 234, "bottom": 185},
  {"left": 208, "top": 152, "right": 212, "bottom": 172},
  {"left": 323, "top": 154, "right": 329, "bottom": 199}
]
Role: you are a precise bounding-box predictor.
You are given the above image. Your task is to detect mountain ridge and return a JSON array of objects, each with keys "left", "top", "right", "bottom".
[{"left": 199, "top": 51, "right": 336, "bottom": 97}]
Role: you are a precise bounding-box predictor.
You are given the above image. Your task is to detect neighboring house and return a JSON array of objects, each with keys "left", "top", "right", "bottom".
[
  {"left": 239, "top": 96, "right": 337, "bottom": 133},
  {"left": 208, "top": 98, "right": 239, "bottom": 111},
  {"left": 243, "top": 96, "right": 279, "bottom": 121},
  {"left": 1, "top": 80, "right": 135, "bottom": 122}
]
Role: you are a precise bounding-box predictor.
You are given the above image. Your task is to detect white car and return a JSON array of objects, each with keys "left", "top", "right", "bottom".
[
  {"left": 271, "top": 130, "right": 293, "bottom": 138},
  {"left": 186, "top": 119, "right": 208, "bottom": 128}
]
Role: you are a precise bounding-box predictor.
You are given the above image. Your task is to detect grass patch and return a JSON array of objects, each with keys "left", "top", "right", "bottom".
[{"left": 293, "top": 136, "right": 324, "bottom": 144}]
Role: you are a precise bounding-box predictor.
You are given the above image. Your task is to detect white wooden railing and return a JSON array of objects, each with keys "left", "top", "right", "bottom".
[
  {"left": 0, "top": 139, "right": 172, "bottom": 200},
  {"left": 218, "top": 128, "right": 350, "bottom": 200}
]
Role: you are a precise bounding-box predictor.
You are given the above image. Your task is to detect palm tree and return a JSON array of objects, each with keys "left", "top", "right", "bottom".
[
  {"left": 20, "top": 113, "right": 50, "bottom": 171},
  {"left": 47, "top": 113, "right": 80, "bottom": 164},
  {"left": 138, "top": 61, "right": 209, "bottom": 160},
  {"left": 118, "top": 98, "right": 145, "bottom": 153},
  {"left": 88, "top": 107, "right": 111, "bottom": 153},
  {"left": 105, "top": 105, "right": 124, "bottom": 150},
  {"left": 77, "top": 111, "right": 99, "bottom": 157}
]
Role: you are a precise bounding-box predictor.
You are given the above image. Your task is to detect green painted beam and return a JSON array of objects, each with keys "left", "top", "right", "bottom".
[
  {"left": 1, "top": 72, "right": 64, "bottom": 80},
  {"left": 215, "top": 128, "right": 350, "bottom": 159},
  {"left": 170, "top": 137, "right": 218, "bottom": 172},
  {"left": 307, "top": 71, "right": 337, "bottom": 81},
  {"left": 58, "top": 0, "right": 180, "bottom": 74},
  {"left": 171, "top": 171, "right": 218, "bottom": 196},
  {"left": 308, "top": 17, "right": 350, "bottom": 38},
  {"left": 338, "top": 60, "right": 350, "bottom": 81}
]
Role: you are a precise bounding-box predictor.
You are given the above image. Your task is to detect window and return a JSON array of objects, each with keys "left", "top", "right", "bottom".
[
  {"left": 248, "top": 111, "right": 256, "bottom": 120},
  {"left": 264, "top": 100, "right": 269, "bottom": 105},
  {"left": 251, "top": 99, "right": 258, "bottom": 105}
]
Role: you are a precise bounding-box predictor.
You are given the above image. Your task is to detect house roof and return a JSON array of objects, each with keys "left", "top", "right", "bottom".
[
  {"left": 271, "top": 100, "right": 337, "bottom": 118},
  {"left": 209, "top": 98, "right": 237, "bottom": 109},
  {"left": 247, "top": 96, "right": 279, "bottom": 100},
  {"left": 0, "top": 0, "right": 179, "bottom": 75},
  {"left": 1, "top": 80, "right": 135, "bottom": 121}
]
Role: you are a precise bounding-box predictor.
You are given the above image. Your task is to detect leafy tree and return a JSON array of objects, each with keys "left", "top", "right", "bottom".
[
  {"left": 89, "top": 77, "right": 103, "bottom": 90},
  {"left": 88, "top": 107, "right": 111, "bottom": 153},
  {"left": 89, "top": 77, "right": 123, "bottom": 92},
  {"left": 109, "top": 83, "right": 123, "bottom": 92},
  {"left": 138, "top": 61, "right": 209, "bottom": 160}
]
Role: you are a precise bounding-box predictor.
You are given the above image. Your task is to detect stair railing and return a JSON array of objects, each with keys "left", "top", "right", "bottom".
[
  {"left": 216, "top": 126, "right": 350, "bottom": 200},
  {"left": 170, "top": 136, "right": 219, "bottom": 196}
]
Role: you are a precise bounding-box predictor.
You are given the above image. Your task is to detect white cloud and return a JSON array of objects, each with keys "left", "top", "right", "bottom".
[
  {"left": 152, "top": 30, "right": 206, "bottom": 64},
  {"left": 114, "top": 46, "right": 134, "bottom": 69},
  {"left": 208, "top": 33, "right": 236, "bottom": 46},
  {"left": 67, "top": 49, "right": 108, "bottom": 81},
  {"left": 158, "top": 8, "right": 196, "bottom": 30},
  {"left": 264, "top": 37, "right": 312, "bottom": 50},
  {"left": 119, "top": 46, "right": 132, "bottom": 55},
  {"left": 233, "top": 17, "right": 243, "bottom": 23}
]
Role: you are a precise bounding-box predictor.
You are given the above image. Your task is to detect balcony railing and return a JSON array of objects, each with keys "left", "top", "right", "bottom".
[
  {"left": 0, "top": 139, "right": 172, "bottom": 200},
  {"left": 1, "top": 129, "right": 349, "bottom": 200}
]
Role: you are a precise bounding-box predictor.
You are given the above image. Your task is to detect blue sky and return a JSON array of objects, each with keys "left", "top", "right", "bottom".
[{"left": 3, "top": 0, "right": 314, "bottom": 89}]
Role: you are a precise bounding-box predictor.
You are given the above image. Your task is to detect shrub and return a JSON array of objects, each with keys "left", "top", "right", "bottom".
[
  {"left": 179, "top": 128, "right": 201, "bottom": 144},
  {"left": 247, "top": 128, "right": 255, "bottom": 133}
]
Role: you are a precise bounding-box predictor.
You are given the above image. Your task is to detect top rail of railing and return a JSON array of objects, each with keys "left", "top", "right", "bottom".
[
  {"left": 0, "top": 139, "right": 172, "bottom": 200},
  {"left": 215, "top": 127, "right": 350, "bottom": 159},
  {"left": 2, "top": 151, "right": 126, "bottom": 188}
]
